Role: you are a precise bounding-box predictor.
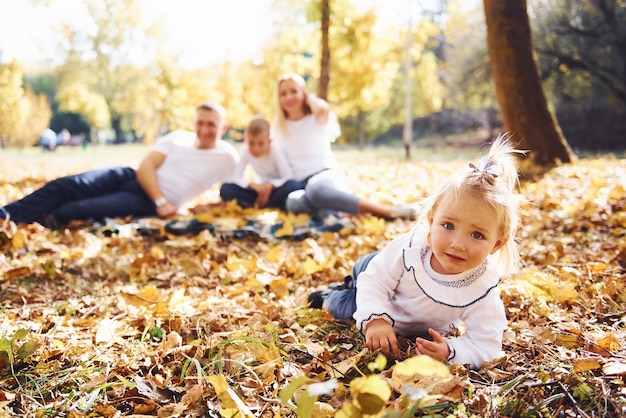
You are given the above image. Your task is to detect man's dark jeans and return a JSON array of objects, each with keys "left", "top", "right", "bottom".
[{"left": 1, "top": 166, "right": 156, "bottom": 227}]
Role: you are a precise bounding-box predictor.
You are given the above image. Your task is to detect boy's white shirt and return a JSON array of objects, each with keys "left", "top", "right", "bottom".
[
  {"left": 230, "top": 142, "right": 294, "bottom": 188},
  {"left": 353, "top": 224, "right": 507, "bottom": 369}
]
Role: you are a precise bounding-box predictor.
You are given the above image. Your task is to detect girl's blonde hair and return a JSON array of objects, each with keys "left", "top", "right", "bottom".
[
  {"left": 272, "top": 73, "right": 311, "bottom": 137},
  {"left": 420, "top": 135, "right": 525, "bottom": 274}
]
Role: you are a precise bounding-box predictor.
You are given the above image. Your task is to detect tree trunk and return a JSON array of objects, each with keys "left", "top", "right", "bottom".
[
  {"left": 402, "top": 4, "right": 413, "bottom": 160},
  {"left": 318, "top": 0, "right": 331, "bottom": 100},
  {"left": 112, "top": 116, "right": 124, "bottom": 144},
  {"left": 483, "top": 0, "right": 575, "bottom": 171},
  {"left": 357, "top": 110, "right": 366, "bottom": 148}
]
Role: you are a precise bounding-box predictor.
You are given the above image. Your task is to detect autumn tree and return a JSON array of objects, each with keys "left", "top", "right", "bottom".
[
  {"left": 442, "top": 1, "right": 497, "bottom": 122},
  {"left": 0, "top": 61, "right": 51, "bottom": 148},
  {"left": 483, "top": 0, "right": 575, "bottom": 170},
  {"left": 384, "top": 18, "right": 445, "bottom": 141},
  {"left": 531, "top": 0, "right": 626, "bottom": 106},
  {"left": 318, "top": 0, "right": 331, "bottom": 100},
  {"left": 54, "top": 0, "right": 163, "bottom": 143}
]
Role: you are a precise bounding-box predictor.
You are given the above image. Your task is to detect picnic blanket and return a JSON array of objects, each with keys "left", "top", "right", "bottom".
[{"left": 98, "top": 204, "right": 353, "bottom": 241}]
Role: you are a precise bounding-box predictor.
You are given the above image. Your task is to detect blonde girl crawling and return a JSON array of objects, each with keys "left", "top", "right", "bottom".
[{"left": 308, "top": 136, "right": 525, "bottom": 369}]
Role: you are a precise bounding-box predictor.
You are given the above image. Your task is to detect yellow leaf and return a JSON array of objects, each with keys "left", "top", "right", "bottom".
[
  {"left": 335, "top": 402, "right": 361, "bottom": 418},
  {"left": 214, "top": 217, "right": 246, "bottom": 229},
  {"left": 392, "top": 355, "right": 452, "bottom": 380},
  {"left": 269, "top": 276, "right": 289, "bottom": 298},
  {"left": 303, "top": 257, "right": 322, "bottom": 274},
  {"left": 589, "top": 262, "right": 608, "bottom": 272},
  {"left": 138, "top": 285, "right": 160, "bottom": 302},
  {"left": 350, "top": 375, "right": 391, "bottom": 415},
  {"left": 194, "top": 212, "right": 215, "bottom": 223},
  {"left": 573, "top": 357, "right": 601, "bottom": 373},
  {"left": 598, "top": 332, "right": 622, "bottom": 352},
  {"left": 150, "top": 246, "right": 165, "bottom": 260},
  {"left": 274, "top": 220, "right": 294, "bottom": 237},
  {"left": 312, "top": 401, "right": 335, "bottom": 417},
  {"left": 245, "top": 277, "right": 264, "bottom": 290},
  {"left": 553, "top": 283, "right": 579, "bottom": 303},
  {"left": 11, "top": 231, "right": 26, "bottom": 249},
  {"left": 207, "top": 375, "right": 255, "bottom": 418},
  {"left": 367, "top": 353, "right": 387, "bottom": 372},
  {"left": 266, "top": 245, "right": 281, "bottom": 263},
  {"left": 555, "top": 334, "right": 579, "bottom": 349}
]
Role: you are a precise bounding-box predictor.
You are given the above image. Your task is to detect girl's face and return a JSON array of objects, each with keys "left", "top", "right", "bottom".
[
  {"left": 427, "top": 194, "right": 506, "bottom": 275},
  {"left": 278, "top": 79, "right": 306, "bottom": 119}
]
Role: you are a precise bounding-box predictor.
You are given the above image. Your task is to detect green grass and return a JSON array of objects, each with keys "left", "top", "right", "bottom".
[
  {"left": 0, "top": 140, "right": 480, "bottom": 169},
  {"left": 4, "top": 134, "right": 614, "bottom": 170},
  {"left": 0, "top": 144, "right": 150, "bottom": 167}
]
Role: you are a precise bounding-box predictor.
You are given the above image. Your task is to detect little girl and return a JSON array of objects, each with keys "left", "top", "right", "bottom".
[{"left": 308, "top": 137, "right": 524, "bottom": 369}]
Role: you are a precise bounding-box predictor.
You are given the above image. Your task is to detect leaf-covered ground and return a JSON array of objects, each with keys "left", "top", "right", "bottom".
[{"left": 1, "top": 153, "right": 625, "bottom": 417}]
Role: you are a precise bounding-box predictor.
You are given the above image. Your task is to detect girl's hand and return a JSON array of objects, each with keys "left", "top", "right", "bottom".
[
  {"left": 365, "top": 318, "right": 399, "bottom": 358},
  {"left": 415, "top": 328, "right": 450, "bottom": 362}
]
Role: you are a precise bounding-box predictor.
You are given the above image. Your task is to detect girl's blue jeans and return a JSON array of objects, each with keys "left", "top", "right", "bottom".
[{"left": 325, "top": 251, "right": 380, "bottom": 321}]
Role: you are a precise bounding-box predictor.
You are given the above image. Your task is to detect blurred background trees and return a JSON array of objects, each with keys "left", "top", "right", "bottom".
[{"left": 0, "top": 0, "right": 623, "bottom": 154}]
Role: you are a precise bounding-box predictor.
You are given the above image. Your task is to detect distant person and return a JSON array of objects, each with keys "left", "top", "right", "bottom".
[
  {"left": 56, "top": 129, "right": 70, "bottom": 146},
  {"left": 82, "top": 134, "right": 91, "bottom": 150},
  {"left": 271, "top": 73, "right": 415, "bottom": 219},
  {"left": 219, "top": 117, "right": 303, "bottom": 210},
  {"left": 38, "top": 128, "right": 57, "bottom": 151},
  {"left": 0, "top": 102, "right": 238, "bottom": 228},
  {"left": 308, "top": 137, "right": 524, "bottom": 369}
]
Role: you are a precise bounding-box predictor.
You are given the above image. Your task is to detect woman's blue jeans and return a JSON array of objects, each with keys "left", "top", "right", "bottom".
[{"left": 1, "top": 166, "right": 156, "bottom": 226}]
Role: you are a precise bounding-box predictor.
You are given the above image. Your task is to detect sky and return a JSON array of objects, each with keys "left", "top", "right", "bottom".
[{"left": 0, "top": 0, "right": 429, "bottom": 69}]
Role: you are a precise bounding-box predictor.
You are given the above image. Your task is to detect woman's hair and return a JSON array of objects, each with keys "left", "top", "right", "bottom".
[
  {"left": 272, "top": 73, "right": 311, "bottom": 137},
  {"left": 420, "top": 135, "right": 525, "bottom": 274}
]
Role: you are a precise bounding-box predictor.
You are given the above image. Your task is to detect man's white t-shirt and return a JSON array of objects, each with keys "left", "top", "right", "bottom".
[{"left": 151, "top": 130, "right": 238, "bottom": 208}]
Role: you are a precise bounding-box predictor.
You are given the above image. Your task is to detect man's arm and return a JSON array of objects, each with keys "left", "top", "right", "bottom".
[{"left": 136, "top": 151, "right": 176, "bottom": 217}]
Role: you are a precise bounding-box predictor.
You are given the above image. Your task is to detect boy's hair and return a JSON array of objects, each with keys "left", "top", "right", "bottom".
[
  {"left": 247, "top": 116, "right": 270, "bottom": 136},
  {"left": 196, "top": 101, "right": 227, "bottom": 123},
  {"left": 420, "top": 135, "right": 525, "bottom": 274}
]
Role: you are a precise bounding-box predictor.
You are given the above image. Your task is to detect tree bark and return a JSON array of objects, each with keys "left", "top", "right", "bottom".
[
  {"left": 484, "top": 0, "right": 575, "bottom": 170},
  {"left": 318, "top": 0, "right": 331, "bottom": 100}
]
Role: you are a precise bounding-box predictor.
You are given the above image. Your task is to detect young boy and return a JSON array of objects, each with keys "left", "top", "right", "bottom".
[{"left": 219, "top": 117, "right": 303, "bottom": 210}]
